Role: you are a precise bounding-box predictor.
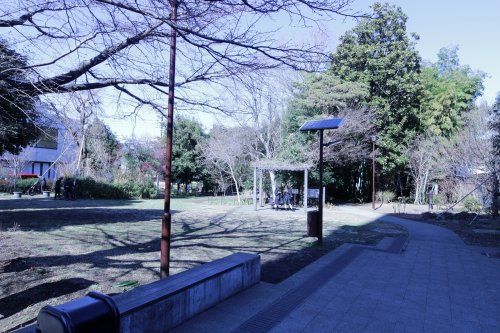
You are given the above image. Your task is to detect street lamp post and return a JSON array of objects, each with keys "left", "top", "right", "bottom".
[
  {"left": 318, "top": 129, "right": 324, "bottom": 245},
  {"left": 371, "top": 135, "right": 377, "bottom": 210},
  {"left": 299, "top": 118, "right": 343, "bottom": 245}
]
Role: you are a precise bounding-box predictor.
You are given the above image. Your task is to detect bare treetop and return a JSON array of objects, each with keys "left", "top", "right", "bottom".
[{"left": 1, "top": 0, "right": 360, "bottom": 114}]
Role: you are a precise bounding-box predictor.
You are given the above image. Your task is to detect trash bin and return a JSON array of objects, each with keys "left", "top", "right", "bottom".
[
  {"left": 36, "top": 291, "right": 119, "bottom": 333},
  {"left": 307, "top": 210, "right": 320, "bottom": 237}
]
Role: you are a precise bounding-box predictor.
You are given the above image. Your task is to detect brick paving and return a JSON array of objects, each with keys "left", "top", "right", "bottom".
[{"left": 172, "top": 208, "right": 500, "bottom": 333}]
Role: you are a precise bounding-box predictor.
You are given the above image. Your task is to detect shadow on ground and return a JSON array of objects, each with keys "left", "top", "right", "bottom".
[
  {"left": 260, "top": 220, "right": 407, "bottom": 283},
  {"left": 0, "top": 205, "right": 407, "bottom": 332},
  {"left": 0, "top": 278, "right": 94, "bottom": 319},
  {"left": 0, "top": 198, "right": 143, "bottom": 210},
  {"left": 0, "top": 208, "right": 180, "bottom": 231}
]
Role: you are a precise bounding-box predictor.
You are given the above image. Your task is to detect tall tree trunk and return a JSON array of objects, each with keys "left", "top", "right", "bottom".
[
  {"left": 229, "top": 165, "right": 241, "bottom": 204},
  {"left": 414, "top": 176, "right": 420, "bottom": 204},
  {"left": 422, "top": 169, "right": 429, "bottom": 205},
  {"left": 355, "top": 161, "right": 364, "bottom": 198}
]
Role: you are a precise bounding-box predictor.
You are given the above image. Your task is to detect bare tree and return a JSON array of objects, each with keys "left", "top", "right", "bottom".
[
  {"left": 202, "top": 125, "right": 252, "bottom": 204},
  {"left": 407, "top": 135, "right": 444, "bottom": 204},
  {"left": 83, "top": 118, "right": 121, "bottom": 180},
  {"left": 322, "top": 107, "right": 376, "bottom": 164},
  {"left": 491, "top": 94, "right": 500, "bottom": 216},
  {"left": 446, "top": 103, "right": 498, "bottom": 212},
  {"left": 1, "top": 0, "right": 361, "bottom": 117},
  {"left": 45, "top": 92, "right": 103, "bottom": 175},
  {"left": 1, "top": 149, "right": 31, "bottom": 190},
  {"left": 226, "top": 71, "right": 295, "bottom": 195}
]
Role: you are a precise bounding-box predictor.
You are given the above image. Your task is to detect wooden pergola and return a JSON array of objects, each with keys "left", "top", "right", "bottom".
[{"left": 251, "top": 160, "right": 312, "bottom": 212}]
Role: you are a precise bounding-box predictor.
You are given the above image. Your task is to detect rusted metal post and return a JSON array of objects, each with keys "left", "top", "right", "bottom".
[
  {"left": 161, "top": 0, "right": 178, "bottom": 279},
  {"left": 318, "top": 129, "right": 324, "bottom": 245}
]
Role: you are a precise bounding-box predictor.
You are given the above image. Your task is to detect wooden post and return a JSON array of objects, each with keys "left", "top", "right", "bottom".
[
  {"left": 259, "top": 170, "right": 263, "bottom": 207},
  {"left": 318, "top": 130, "right": 324, "bottom": 245},
  {"left": 304, "top": 168, "right": 308, "bottom": 212}
]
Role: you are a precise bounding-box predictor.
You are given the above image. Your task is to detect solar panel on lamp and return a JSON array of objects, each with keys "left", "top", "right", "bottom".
[{"left": 299, "top": 118, "right": 343, "bottom": 131}]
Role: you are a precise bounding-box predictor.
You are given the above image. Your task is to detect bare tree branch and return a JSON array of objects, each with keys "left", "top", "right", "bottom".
[{"left": 1, "top": 0, "right": 361, "bottom": 115}]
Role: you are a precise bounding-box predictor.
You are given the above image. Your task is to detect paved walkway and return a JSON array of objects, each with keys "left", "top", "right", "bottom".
[{"left": 172, "top": 208, "right": 500, "bottom": 333}]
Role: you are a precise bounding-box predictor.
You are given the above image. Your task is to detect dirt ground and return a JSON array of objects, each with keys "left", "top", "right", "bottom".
[{"left": 0, "top": 197, "right": 406, "bottom": 332}]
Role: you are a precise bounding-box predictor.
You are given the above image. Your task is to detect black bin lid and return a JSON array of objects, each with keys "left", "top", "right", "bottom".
[{"left": 37, "top": 292, "right": 119, "bottom": 333}]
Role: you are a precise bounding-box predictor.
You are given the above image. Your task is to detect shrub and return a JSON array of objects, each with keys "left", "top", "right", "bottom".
[
  {"left": 0, "top": 179, "right": 10, "bottom": 193},
  {"left": 0, "top": 178, "right": 39, "bottom": 193},
  {"left": 73, "top": 177, "right": 157, "bottom": 199},
  {"left": 376, "top": 191, "right": 396, "bottom": 204},
  {"left": 463, "top": 196, "right": 482, "bottom": 213},
  {"left": 115, "top": 179, "right": 157, "bottom": 199},
  {"left": 74, "top": 177, "right": 127, "bottom": 199},
  {"left": 433, "top": 193, "right": 447, "bottom": 206}
]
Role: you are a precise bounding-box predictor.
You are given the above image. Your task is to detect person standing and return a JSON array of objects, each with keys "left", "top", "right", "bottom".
[
  {"left": 274, "top": 187, "right": 281, "bottom": 210},
  {"left": 71, "top": 178, "right": 77, "bottom": 200},
  {"left": 284, "top": 184, "right": 293, "bottom": 210},
  {"left": 41, "top": 177, "right": 46, "bottom": 193},
  {"left": 63, "top": 178, "right": 70, "bottom": 200},
  {"left": 54, "top": 177, "right": 62, "bottom": 199}
]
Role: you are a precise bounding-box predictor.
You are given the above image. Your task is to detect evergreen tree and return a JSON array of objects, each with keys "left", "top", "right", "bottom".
[
  {"left": 330, "top": 2, "right": 422, "bottom": 172},
  {"left": 437, "top": 45, "right": 460, "bottom": 74},
  {"left": 171, "top": 117, "right": 206, "bottom": 187},
  {"left": 420, "top": 46, "right": 484, "bottom": 137},
  {"left": 0, "top": 40, "right": 39, "bottom": 155},
  {"left": 283, "top": 72, "right": 369, "bottom": 163}
]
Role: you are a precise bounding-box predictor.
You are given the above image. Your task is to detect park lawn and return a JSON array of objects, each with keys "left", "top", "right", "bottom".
[{"left": 0, "top": 197, "right": 406, "bottom": 332}]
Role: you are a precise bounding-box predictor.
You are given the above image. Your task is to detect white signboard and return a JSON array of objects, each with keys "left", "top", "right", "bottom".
[{"left": 308, "top": 189, "right": 319, "bottom": 199}]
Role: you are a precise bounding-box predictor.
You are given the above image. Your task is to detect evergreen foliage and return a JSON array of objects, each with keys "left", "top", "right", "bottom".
[
  {"left": 330, "top": 2, "right": 422, "bottom": 172},
  {"left": 172, "top": 117, "right": 206, "bottom": 186},
  {"left": 0, "top": 39, "right": 40, "bottom": 155},
  {"left": 74, "top": 177, "right": 157, "bottom": 199},
  {"left": 420, "top": 46, "right": 484, "bottom": 137}
]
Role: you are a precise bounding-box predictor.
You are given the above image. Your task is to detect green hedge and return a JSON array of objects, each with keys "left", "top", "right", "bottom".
[
  {"left": 0, "top": 178, "right": 40, "bottom": 193},
  {"left": 0, "top": 177, "right": 157, "bottom": 199},
  {"left": 73, "top": 177, "right": 157, "bottom": 199}
]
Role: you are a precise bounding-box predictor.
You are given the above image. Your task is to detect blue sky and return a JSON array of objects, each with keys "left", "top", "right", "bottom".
[
  {"left": 107, "top": 0, "right": 499, "bottom": 138},
  {"left": 329, "top": 0, "right": 499, "bottom": 103}
]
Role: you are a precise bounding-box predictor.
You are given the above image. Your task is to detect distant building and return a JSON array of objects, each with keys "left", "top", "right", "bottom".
[{"left": 1, "top": 120, "right": 78, "bottom": 180}]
